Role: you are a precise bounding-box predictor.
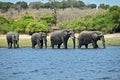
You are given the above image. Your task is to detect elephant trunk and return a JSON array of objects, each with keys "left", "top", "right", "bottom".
[
  {"left": 73, "top": 37, "right": 76, "bottom": 49},
  {"left": 71, "top": 35, "right": 75, "bottom": 49},
  {"left": 101, "top": 36, "right": 105, "bottom": 48},
  {"left": 43, "top": 36, "right": 47, "bottom": 48},
  {"left": 44, "top": 39, "right": 47, "bottom": 48}
]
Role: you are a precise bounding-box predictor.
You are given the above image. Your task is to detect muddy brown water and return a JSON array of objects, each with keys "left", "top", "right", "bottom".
[{"left": 0, "top": 46, "right": 120, "bottom": 80}]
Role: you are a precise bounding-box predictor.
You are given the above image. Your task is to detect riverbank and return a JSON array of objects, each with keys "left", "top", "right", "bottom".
[{"left": 0, "top": 33, "right": 120, "bottom": 48}]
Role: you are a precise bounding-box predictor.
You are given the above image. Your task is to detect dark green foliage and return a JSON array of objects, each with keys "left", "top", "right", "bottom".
[
  {"left": 0, "top": 16, "right": 9, "bottom": 25},
  {"left": 15, "top": 1, "right": 28, "bottom": 9},
  {"left": 98, "top": 4, "right": 110, "bottom": 10},
  {"left": 59, "top": 6, "right": 120, "bottom": 33},
  {"left": 108, "top": 6, "right": 120, "bottom": 32},
  {"left": 0, "top": 0, "right": 111, "bottom": 11},
  {"left": 29, "top": 2, "right": 44, "bottom": 9},
  {"left": 26, "top": 21, "right": 49, "bottom": 34},
  {"left": 0, "top": 2, "right": 14, "bottom": 12},
  {"left": 87, "top": 4, "right": 97, "bottom": 9},
  {"left": 11, "top": 14, "right": 34, "bottom": 33},
  {"left": 0, "top": 16, "right": 14, "bottom": 33},
  {"left": 38, "top": 13, "right": 57, "bottom": 26}
]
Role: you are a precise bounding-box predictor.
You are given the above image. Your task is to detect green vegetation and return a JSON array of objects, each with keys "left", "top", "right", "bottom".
[
  {"left": 0, "top": 0, "right": 97, "bottom": 12},
  {"left": 0, "top": 5, "right": 119, "bottom": 34},
  {"left": 0, "top": 6, "right": 120, "bottom": 34},
  {"left": 60, "top": 6, "right": 120, "bottom": 33},
  {"left": 0, "top": 13, "right": 55, "bottom": 34}
]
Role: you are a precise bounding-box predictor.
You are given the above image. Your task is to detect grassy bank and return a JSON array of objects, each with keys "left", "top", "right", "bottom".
[{"left": 0, "top": 37, "right": 120, "bottom": 48}]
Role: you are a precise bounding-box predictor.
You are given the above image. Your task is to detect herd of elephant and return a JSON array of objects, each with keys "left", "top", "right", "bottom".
[{"left": 6, "top": 29, "right": 105, "bottom": 49}]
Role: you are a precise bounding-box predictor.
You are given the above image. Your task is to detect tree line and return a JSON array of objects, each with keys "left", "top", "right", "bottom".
[
  {"left": 0, "top": 6, "right": 120, "bottom": 34},
  {"left": 0, "top": 0, "right": 110, "bottom": 12},
  {"left": 59, "top": 6, "right": 120, "bottom": 33}
]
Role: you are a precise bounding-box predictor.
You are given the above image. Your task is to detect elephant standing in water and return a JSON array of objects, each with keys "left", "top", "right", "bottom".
[
  {"left": 6, "top": 32, "right": 19, "bottom": 48},
  {"left": 78, "top": 31, "right": 105, "bottom": 48},
  {"left": 31, "top": 32, "right": 47, "bottom": 48},
  {"left": 50, "top": 29, "right": 75, "bottom": 49}
]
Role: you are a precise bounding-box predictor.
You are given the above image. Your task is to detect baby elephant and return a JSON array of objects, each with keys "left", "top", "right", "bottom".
[
  {"left": 31, "top": 32, "right": 47, "bottom": 48},
  {"left": 78, "top": 31, "right": 105, "bottom": 48},
  {"left": 6, "top": 32, "right": 19, "bottom": 48}
]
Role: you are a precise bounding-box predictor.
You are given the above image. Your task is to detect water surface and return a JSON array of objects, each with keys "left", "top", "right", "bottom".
[{"left": 0, "top": 46, "right": 120, "bottom": 80}]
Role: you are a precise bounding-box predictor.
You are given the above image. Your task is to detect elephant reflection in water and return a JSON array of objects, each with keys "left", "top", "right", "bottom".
[
  {"left": 50, "top": 29, "right": 75, "bottom": 49},
  {"left": 77, "top": 31, "right": 105, "bottom": 48},
  {"left": 31, "top": 32, "right": 47, "bottom": 48}
]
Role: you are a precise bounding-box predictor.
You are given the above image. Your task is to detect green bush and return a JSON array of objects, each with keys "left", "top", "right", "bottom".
[
  {"left": 59, "top": 6, "right": 120, "bottom": 33},
  {"left": 38, "top": 13, "right": 57, "bottom": 26},
  {"left": 26, "top": 21, "right": 49, "bottom": 34},
  {"left": 11, "top": 14, "right": 34, "bottom": 33},
  {"left": 0, "top": 16, "right": 14, "bottom": 33}
]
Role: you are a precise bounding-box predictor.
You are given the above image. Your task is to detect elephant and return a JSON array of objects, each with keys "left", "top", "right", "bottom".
[
  {"left": 6, "top": 32, "right": 19, "bottom": 48},
  {"left": 50, "top": 29, "right": 75, "bottom": 49},
  {"left": 31, "top": 32, "right": 47, "bottom": 48},
  {"left": 77, "top": 31, "right": 105, "bottom": 48}
]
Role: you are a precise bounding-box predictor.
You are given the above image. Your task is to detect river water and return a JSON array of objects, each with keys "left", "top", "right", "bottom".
[{"left": 0, "top": 46, "right": 120, "bottom": 80}]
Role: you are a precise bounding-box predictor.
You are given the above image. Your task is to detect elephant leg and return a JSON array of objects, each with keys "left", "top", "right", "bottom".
[
  {"left": 51, "top": 40, "right": 54, "bottom": 49},
  {"left": 78, "top": 41, "right": 82, "bottom": 48},
  {"left": 78, "top": 45, "right": 81, "bottom": 48},
  {"left": 64, "top": 43, "right": 67, "bottom": 49},
  {"left": 7, "top": 42, "right": 10, "bottom": 48},
  {"left": 32, "top": 42, "right": 36, "bottom": 48},
  {"left": 93, "top": 41, "right": 99, "bottom": 48},
  {"left": 17, "top": 42, "right": 19, "bottom": 48},
  {"left": 13, "top": 41, "right": 16, "bottom": 48},
  {"left": 58, "top": 43, "right": 62, "bottom": 49},
  {"left": 10, "top": 42, "right": 12, "bottom": 48},
  {"left": 15, "top": 41, "right": 19, "bottom": 48},
  {"left": 91, "top": 41, "right": 96, "bottom": 48},
  {"left": 85, "top": 44, "right": 88, "bottom": 48},
  {"left": 51, "top": 44, "right": 54, "bottom": 49},
  {"left": 95, "top": 43, "right": 99, "bottom": 48},
  {"left": 8, "top": 43, "right": 11, "bottom": 48},
  {"left": 40, "top": 41, "right": 43, "bottom": 48},
  {"left": 78, "top": 44, "right": 81, "bottom": 48}
]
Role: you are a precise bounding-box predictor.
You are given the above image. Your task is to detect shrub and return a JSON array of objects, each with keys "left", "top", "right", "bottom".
[
  {"left": 11, "top": 14, "right": 34, "bottom": 33},
  {"left": 38, "top": 13, "right": 57, "bottom": 26},
  {"left": 26, "top": 21, "right": 49, "bottom": 34}
]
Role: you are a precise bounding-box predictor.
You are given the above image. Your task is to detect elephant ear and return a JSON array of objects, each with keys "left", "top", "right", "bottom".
[
  {"left": 63, "top": 31, "right": 68, "bottom": 37},
  {"left": 98, "top": 34, "right": 103, "bottom": 40},
  {"left": 91, "top": 33, "right": 99, "bottom": 41}
]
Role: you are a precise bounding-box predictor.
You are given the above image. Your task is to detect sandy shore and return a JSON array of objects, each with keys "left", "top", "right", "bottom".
[{"left": 0, "top": 33, "right": 120, "bottom": 39}]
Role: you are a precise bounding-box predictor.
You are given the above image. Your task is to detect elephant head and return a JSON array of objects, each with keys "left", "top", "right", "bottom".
[
  {"left": 39, "top": 32, "right": 47, "bottom": 48},
  {"left": 92, "top": 31, "right": 105, "bottom": 48},
  {"left": 12, "top": 34, "right": 19, "bottom": 48},
  {"left": 98, "top": 34, "right": 105, "bottom": 48},
  {"left": 63, "top": 29, "right": 75, "bottom": 48}
]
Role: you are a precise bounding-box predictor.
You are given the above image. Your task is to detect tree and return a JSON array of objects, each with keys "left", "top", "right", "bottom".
[
  {"left": 108, "top": 6, "right": 120, "bottom": 32},
  {"left": 0, "top": 16, "right": 15, "bottom": 33},
  {"left": 0, "top": 2, "right": 14, "bottom": 12},
  {"left": 15, "top": 1, "right": 28, "bottom": 10},
  {"left": 87, "top": 4, "right": 97, "bottom": 9},
  {"left": 11, "top": 14, "right": 34, "bottom": 33},
  {"left": 29, "top": 2, "right": 44, "bottom": 9},
  {"left": 73, "top": 0, "right": 86, "bottom": 8},
  {"left": 39, "top": 13, "right": 57, "bottom": 26},
  {"left": 26, "top": 21, "right": 49, "bottom": 34},
  {"left": 98, "top": 4, "right": 110, "bottom": 10}
]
